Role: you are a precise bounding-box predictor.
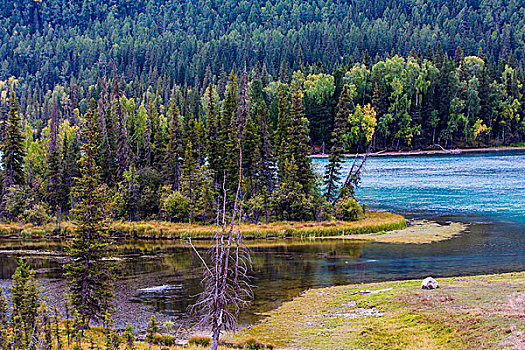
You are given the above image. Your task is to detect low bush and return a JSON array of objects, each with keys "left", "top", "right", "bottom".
[
  {"left": 187, "top": 336, "right": 211, "bottom": 347},
  {"left": 334, "top": 197, "right": 363, "bottom": 221},
  {"left": 153, "top": 334, "right": 177, "bottom": 346},
  {"left": 161, "top": 191, "right": 191, "bottom": 222},
  {"left": 240, "top": 337, "right": 274, "bottom": 349}
]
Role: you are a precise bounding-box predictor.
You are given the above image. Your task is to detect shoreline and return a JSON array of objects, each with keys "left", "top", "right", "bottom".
[
  {"left": 0, "top": 211, "right": 406, "bottom": 240},
  {"left": 0, "top": 216, "right": 470, "bottom": 246},
  {"left": 311, "top": 145, "right": 525, "bottom": 158},
  {"left": 317, "top": 220, "right": 468, "bottom": 244}
]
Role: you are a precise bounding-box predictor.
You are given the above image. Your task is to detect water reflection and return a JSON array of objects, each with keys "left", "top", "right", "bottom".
[
  {"left": 1, "top": 151, "right": 524, "bottom": 329},
  {"left": 0, "top": 239, "right": 367, "bottom": 328},
  {"left": 1, "top": 219, "right": 522, "bottom": 331}
]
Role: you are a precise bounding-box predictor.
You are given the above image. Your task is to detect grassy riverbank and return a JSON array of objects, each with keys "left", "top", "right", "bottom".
[
  {"left": 232, "top": 271, "right": 525, "bottom": 349},
  {"left": 0, "top": 211, "right": 406, "bottom": 240},
  {"left": 2, "top": 272, "right": 521, "bottom": 350}
]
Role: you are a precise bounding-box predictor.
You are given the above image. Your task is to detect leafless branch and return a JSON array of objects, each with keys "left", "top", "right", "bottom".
[{"left": 190, "top": 145, "right": 253, "bottom": 350}]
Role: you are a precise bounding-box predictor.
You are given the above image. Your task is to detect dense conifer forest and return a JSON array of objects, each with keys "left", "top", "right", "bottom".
[{"left": 0, "top": 0, "right": 524, "bottom": 225}]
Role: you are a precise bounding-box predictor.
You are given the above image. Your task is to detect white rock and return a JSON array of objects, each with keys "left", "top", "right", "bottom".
[{"left": 421, "top": 277, "right": 439, "bottom": 289}]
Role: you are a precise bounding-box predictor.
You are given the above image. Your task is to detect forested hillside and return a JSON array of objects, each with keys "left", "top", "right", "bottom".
[
  {"left": 1, "top": 0, "right": 524, "bottom": 89},
  {"left": 0, "top": 0, "right": 524, "bottom": 225}
]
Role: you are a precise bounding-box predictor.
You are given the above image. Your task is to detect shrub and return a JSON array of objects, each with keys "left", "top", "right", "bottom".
[
  {"left": 272, "top": 188, "right": 315, "bottom": 221},
  {"left": 314, "top": 200, "right": 333, "bottom": 221},
  {"left": 241, "top": 337, "right": 273, "bottom": 349},
  {"left": 244, "top": 195, "right": 266, "bottom": 223},
  {"left": 187, "top": 336, "right": 211, "bottom": 346},
  {"left": 161, "top": 191, "right": 190, "bottom": 222},
  {"left": 21, "top": 204, "right": 50, "bottom": 225},
  {"left": 334, "top": 197, "right": 363, "bottom": 221},
  {"left": 1, "top": 185, "right": 26, "bottom": 221},
  {"left": 153, "top": 334, "right": 177, "bottom": 346}
]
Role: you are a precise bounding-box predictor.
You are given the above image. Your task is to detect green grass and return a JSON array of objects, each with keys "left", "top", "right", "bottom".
[
  {"left": 233, "top": 272, "right": 525, "bottom": 349},
  {"left": 510, "top": 142, "right": 525, "bottom": 147}
]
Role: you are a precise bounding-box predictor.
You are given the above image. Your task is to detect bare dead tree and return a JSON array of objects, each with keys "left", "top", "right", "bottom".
[
  {"left": 189, "top": 147, "right": 252, "bottom": 350},
  {"left": 334, "top": 143, "right": 373, "bottom": 205}
]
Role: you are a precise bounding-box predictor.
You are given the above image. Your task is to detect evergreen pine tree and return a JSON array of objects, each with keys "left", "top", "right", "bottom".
[
  {"left": 2, "top": 89, "right": 25, "bottom": 188},
  {"left": 46, "top": 104, "right": 62, "bottom": 228},
  {"left": 63, "top": 134, "right": 81, "bottom": 221},
  {"left": 242, "top": 117, "right": 260, "bottom": 195},
  {"left": 206, "top": 84, "right": 221, "bottom": 180},
  {"left": 115, "top": 165, "right": 140, "bottom": 221},
  {"left": 181, "top": 140, "right": 198, "bottom": 224},
  {"left": 219, "top": 72, "right": 240, "bottom": 199},
  {"left": 36, "top": 301, "right": 52, "bottom": 350},
  {"left": 145, "top": 315, "right": 158, "bottom": 350},
  {"left": 123, "top": 323, "right": 135, "bottom": 349},
  {"left": 65, "top": 99, "right": 114, "bottom": 331},
  {"left": 52, "top": 305, "right": 63, "bottom": 350},
  {"left": 0, "top": 286, "right": 8, "bottom": 349},
  {"left": 98, "top": 77, "right": 117, "bottom": 186},
  {"left": 104, "top": 310, "right": 121, "bottom": 350},
  {"left": 10, "top": 258, "right": 42, "bottom": 345},
  {"left": 255, "top": 100, "right": 275, "bottom": 224},
  {"left": 165, "top": 98, "right": 183, "bottom": 191},
  {"left": 272, "top": 155, "right": 314, "bottom": 221},
  {"left": 113, "top": 73, "right": 131, "bottom": 180},
  {"left": 286, "top": 83, "right": 313, "bottom": 194},
  {"left": 236, "top": 67, "right": 250, "bottom": 138},
  {"left": 148, "top": 97, "right": 164, "bottom": 168},
  {"left": 324, "top": 85, "right": 351, "bottom": 202},
  {"left": 274, "top": 85, "right": 289, "bottom": 176}
]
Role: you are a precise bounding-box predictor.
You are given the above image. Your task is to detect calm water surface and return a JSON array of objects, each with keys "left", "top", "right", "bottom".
[{"left": 0, "top": 150, "right": 523, "bottom": 329}]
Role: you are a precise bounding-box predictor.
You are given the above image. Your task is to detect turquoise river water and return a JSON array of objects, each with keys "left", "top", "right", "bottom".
[{"left": 0, "top": 150, "right": 523, "bottom": 330}]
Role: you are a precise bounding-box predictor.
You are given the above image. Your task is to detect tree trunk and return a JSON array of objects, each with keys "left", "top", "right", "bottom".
[{"left": 210, "top": 327, "right": 221, "bottom": 350}]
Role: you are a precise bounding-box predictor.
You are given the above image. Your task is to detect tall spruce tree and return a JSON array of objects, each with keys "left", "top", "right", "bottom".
[
  {"left": 206, "top": 84, "right": 221, "bottom": 181},
  {"left": 148, "top": 97, "right": 164, "bottom": 168},
  {"left": 286, "top": 82, "right": 313, "bottom": 194},
  {"left": 242, "top": 117, "right": 259, "bottom": 195},
  {"left": 98, "top": 77, "right": 117, "bottom": 186},
  {"left": 10, "top": 258, "right": 42, "bottom": 346},
  {"left": 165, "top": 99, "right": 183, "bottom": 191},
  {"left": 219, "top": 72, "right": 240, "bottom": 198},
  {"left": 255, "top": 99, "right": 274, "bottom": 223},
  {"left": 0, "top": 286, "right": 7, "bottom": 349},
  {"left": 273, "top": 155, "right": 314, "bottom": 221},
  {"left": 324, "top": 85, "right": 351, "bottom": 202},
  {"left": 63, "top": 134, "right": 81, "bottom": 220},
  {"left": 65, "top": 99, "right": 114, "bottom": 331},
  {"left": 46, "top": 101, "right": 63, "bottom": 227},
  {"left": 2, "top": 90, "right": 25, "bottom": 188},
  {"left": 113, "top": 73, "right": 131, "bottom": 179},
  {"left": 274, "top": 85, "right": 289, "bottom": 176},
  {"left": 181, "top": 140, "right": 198, "bottom": 224}
]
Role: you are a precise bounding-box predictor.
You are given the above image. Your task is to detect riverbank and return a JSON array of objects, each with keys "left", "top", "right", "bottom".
[
  {"left": 232, "top": 271, "right": 525, "bottom": 349},
  {"left": 311, "top": 145, "right": 525, "bottom": 158},
  {"left": 320, "top": 220, "right": 467, "bottom": 244},
  {"left": 0, "top": 211, "right": 406, "bottom": 240}
]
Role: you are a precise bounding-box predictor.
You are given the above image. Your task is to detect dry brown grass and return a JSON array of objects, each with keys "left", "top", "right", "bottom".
[{"left": 0, "top": 211, "right": 406, "bottom": 240}]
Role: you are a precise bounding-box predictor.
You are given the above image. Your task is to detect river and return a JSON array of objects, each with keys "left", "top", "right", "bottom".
[{"left": 0, "top": 150, "right": 523, "bottom": 330}]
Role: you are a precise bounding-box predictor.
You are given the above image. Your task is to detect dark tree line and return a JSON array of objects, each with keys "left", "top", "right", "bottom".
[{"left": 1, "top": 46, "right": 524, "bottom": 226}]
